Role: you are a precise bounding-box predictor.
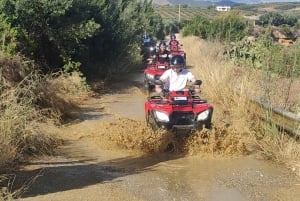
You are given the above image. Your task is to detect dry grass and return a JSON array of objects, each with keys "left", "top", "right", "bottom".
[
  {"left": 0, "top": 53, "right": 90, "bottom": 198},
  {"left": 0, "top": 70, "right": 89, "bottom": 170},
  {"left": 34, "top": 71, "right": 90, "bottom": 122},
  {"left": 181, "top": 35, "right": 300, "bottom": 175},
  {"left": 182, "top": 36, "right": 256, "bottom": 134}
]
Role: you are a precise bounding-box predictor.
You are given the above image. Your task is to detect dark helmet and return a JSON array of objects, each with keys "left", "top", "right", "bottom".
[
  {"left": 170, "top": 55, "right": 185, "bottom": 66},
  {"left": 159, "top": 41, "right": 166, "bottom": 48},
  {"left": 170, "top": 34, "right": 176, "bottom": 39}
]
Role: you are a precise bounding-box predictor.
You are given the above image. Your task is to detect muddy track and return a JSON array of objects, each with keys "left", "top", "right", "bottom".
[
  {"left": 15, "top": 38, "right": 300, "bottom": 201},
  {"left": 12, "top": 74, "right": 299, "bottom": 201}
]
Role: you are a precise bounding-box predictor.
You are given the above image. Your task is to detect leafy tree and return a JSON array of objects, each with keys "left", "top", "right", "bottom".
[
  {"left": 0, "top": 0, "right": 100, "bottom": 72},
  {"left": 210, "top": 10, "right": 246, "bottom": 42},
  {"left": 0, "top": 0, "right": 163, "bottom": 77},
  {"left": 0, "top": 14, "right": 17, "bottom": 54},
  {"left": 183, "top": 10, "right": 246, "bottom": 43},
  {"left": 182, "top": 16, "right": 210, "bottom": 39},
  {"left": 259, "top": 12, "right": 298, "bottom": 27}
]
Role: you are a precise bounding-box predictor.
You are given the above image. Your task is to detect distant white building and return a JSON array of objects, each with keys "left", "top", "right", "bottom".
[{"left": 216, "top": 6, "right": 231, "bottom": 12}]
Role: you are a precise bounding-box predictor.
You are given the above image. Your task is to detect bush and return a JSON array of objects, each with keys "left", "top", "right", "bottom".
[
  {"left": 182, "top": 10, "right": 246, "bottom": 43},
  {"left": 259, "top": 12, "right": 298, "bottom": 27},
  {"left": 209, "top": 10, "right": 246, "bottom": 42},
  {"left": 182, "top": 16, "right": 210, "bottom": 39}
]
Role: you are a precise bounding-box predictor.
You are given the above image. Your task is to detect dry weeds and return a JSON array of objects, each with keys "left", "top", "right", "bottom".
[
  {"left": 0, "top": 70, "right": 89, "bottom": 169},
  {"left": 0, "top": 52, "right": 90, "bottom": 199},
  {"left": 181, "top": 35, "right": 300, "bottom": 176}
]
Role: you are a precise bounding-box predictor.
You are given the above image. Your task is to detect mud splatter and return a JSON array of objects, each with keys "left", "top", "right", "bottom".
[
  {"left": 92, "top": 118, "right": 173, "bottom": 154},
  {"left": 185, "top": 125, "right": 249, "bottom": 156},
  {"left": 91, "top": 118, "right": 248, "bottom": 156}
]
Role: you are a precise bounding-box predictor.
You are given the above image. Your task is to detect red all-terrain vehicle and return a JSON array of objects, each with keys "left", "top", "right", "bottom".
[
  {"left": 144, "top": 61, "right": 170, "bottom": 96},
  {"left": 145, "top": 84, "right": 213, "bottom": 133},
  {"left": 169, "top": 44, "right": 186, "bottom": 65}
]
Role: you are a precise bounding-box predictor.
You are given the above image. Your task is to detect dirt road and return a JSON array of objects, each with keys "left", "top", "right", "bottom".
[
  {"left": 15, "top": 37, "right": 299, "bottom": 201},
  {"left": 14, "top": 74, "right": 298, "bottom": 201}
]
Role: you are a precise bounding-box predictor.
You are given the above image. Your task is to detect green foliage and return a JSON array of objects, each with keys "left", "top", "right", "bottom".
[
  {"left": 183, "top": 10, "right": 246, "bottom": 43},
  {"left": 85, "top": 0, "right": 164, "bottom": 76},
  {"left": 210, "top": 10, "right": 246, "bottom": 42},
  {"left": 0, "top": 0, "right": 101, "bottom": 72},
  {"left": 224, "top": 28, "right": 300, "bottom": 78},
  {"left": 182, "top": 16, "right": 210, "bottom": 39},
  {"left": 235, "top": 4, "right": 257, "bottom": 12},
  {"left": 259, "top": 12, "right": 298, "bottom": 27},
  {"left": 154, "top": 5, "right": 216, "bottom": 22},
  {"left": 235, "top": 2, "right": 300, "bottom": 17},
  {"left": 295, "top": 21, "right": 300, "bottom": 29},
  {"left": 207, "top": 5, "right": 214, "bottom": 10},
  {"left": 0, "top": 14, "right": 17, "bottom": 54},
  {"left": 182, "top": 4, "right": 188, "bottom": 8},
  {"left": 164, "top": 19, "right": 181, "bottom": 37},
  {"left": 0, "top": 0, "right": 163, "bottom": 77},
  {"left": 274, "top": 4, "right": 297, "bottom": 11}
]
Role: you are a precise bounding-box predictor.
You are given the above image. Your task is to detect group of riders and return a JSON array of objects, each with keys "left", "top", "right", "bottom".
[{"left": 146, "top": 34, "right": 201, "bottom": 94}]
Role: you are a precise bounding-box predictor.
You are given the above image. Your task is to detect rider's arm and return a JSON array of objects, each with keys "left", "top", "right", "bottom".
[
  {"left": 155, "top": 70, "right": 170, "bottom": 93},
  {"left": 152, "top": 52, "right": 159, "bottom": 62},
  {"left": 188, "top": 73, "right": 201, "bottom": 93},
  {"left": 159, "top": 69, "right": 170, "bottom": 82}
]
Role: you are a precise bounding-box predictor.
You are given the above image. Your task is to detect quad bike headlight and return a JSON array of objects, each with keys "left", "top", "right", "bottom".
[
  {"left": 197, "top": 110, "right": 210, "bottom": 121},
  {"left": 149, "top": 46, "right": 155, "bottom": 51},
  {"left": 154, "top": 111, "right": 170, "bottom": 122},
  {"left": 146, "top": 74, "right": 155, "bottom": 80}
]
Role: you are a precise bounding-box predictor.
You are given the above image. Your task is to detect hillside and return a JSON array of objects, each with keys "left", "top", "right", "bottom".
[
  {"left": 153, "top": 0, "right": 300, "bottom": 7},
  {"left": 153, "top": 1, "right": 300, "bottom": 21},
  {"left": 152, "top": 0, "right": 170, "bottom": 5},
  {"left": 152, "top": 0, "right": 237, "bottom": 7},
  {"left": 235, "top": 1, "right": 300, "bottom": 17},
  {"left": 153, "top": 5, "right": 214, "bottom": 21}
]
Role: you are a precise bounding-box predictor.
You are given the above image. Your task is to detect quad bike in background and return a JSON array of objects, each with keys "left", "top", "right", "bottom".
[
  {"left": 169, "top": 43, "right": 186, "bottom": 66},
  {"left": 145, "top": 80, "right": 213, "bottom": 134},
  {"left": 143, "top": 61, "right": 170, "bottom": 96},
  {"left": 141, "top": 40, "right": 156, "bottom": 63}
]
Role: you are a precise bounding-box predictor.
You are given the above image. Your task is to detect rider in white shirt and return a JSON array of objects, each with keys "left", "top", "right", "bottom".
[{"left": 156, "top": 55, "right": 200, "bottom": 93}]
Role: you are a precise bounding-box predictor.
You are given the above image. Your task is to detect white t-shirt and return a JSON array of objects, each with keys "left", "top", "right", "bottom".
[{"left": 160, "top": 68, "right": 195, "bottom": 91}]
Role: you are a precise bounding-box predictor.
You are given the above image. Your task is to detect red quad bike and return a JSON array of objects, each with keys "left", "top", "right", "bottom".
[
  {"left": 169, "top": 43, "right": 186, "bottom": 66},
  {"left": 145, "top": 81, "right": 213, "bottom": 133},
  {"left": 144, "top": 61, "right": 170, "bottom": 96}
]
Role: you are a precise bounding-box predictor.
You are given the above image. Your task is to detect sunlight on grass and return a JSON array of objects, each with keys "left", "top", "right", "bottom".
[{"left": 181, "top": 35, "right": 300, "bottom": 176}]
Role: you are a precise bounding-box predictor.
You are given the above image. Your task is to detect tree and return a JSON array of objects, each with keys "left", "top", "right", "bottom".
[
  {"left": 259, "top": 12, "right": 298, "bottom": 27},
  {"left": 0, "top": 0, "right": 163, "bottom": 76}
]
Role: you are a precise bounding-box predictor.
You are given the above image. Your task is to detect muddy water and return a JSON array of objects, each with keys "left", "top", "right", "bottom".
[{"left": 17, "top": 72, "right": 299, "bottom": 201}]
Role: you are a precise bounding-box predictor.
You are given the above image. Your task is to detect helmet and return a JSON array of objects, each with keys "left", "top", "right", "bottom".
[
  {"left": 170, "top": 55, "right": 185, "bottom": 70},
  {"left": 159, "top": 42, "right": 166, "bottom": 48},
  {"left": 170, "top": 55, "right": 184, "bottom": 66},
  {"left": 170, "top": 34, "right": 176, "bottom": 40}
]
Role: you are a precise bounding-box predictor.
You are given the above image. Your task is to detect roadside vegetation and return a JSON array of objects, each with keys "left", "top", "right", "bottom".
[
  {"left": 178, "top": 6, "right": 300, "bottom": 175},
  {"left": 181, "top": 35, "right": 300, "bottom": 177},
  {"left": 1, "top": 1, "right": 300, "bottom": 198},
  {"left": 181, "top": 7, "right": 300, "bottom": 111},
  {"left": 0, "top": 0, "right": 164, "bottom": 199}
]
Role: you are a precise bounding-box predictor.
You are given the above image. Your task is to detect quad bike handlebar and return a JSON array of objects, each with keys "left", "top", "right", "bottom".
[
  {"left": 154, "top": 79, "right": 202, "bottom": 87},
  {"left": 194, "top": 80, "right": 202, "bottom": 86}
]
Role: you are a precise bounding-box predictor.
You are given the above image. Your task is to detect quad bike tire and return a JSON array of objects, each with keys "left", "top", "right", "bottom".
[
  {"left": 205, "top": 122, "right": 213, "bottom": 129},
  {"left": 144, "top": 77, "right": 150, "bottom": 97},
  {"left": 144, "top": 78, "right": 154, "bottom": 97},
  {"left": 146, "top": 112, "right": 159, "bottom": 131}
]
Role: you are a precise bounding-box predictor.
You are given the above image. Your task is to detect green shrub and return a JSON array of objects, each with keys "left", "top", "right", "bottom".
[
  {"left": 209, "top": 10, "right": 246, "bottom": 42},
  {"left": 259, "top": 12, "right": 298, "bottom": 27}
]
